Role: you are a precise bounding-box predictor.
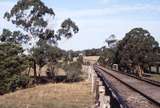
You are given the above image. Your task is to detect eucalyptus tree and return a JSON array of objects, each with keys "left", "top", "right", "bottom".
[
  {"left": 31, "top": 42, "right": 62, "bottom": 79},
  {"left": 105, "top": 34, "right": 118, "bottom": 48},
  {"left": 4, "top": 0, "right": 78, "bottom": 44},
  {"left": 116, "top": 28, "right": 159, "bottom": 76},
  {"left": 4, "top": 0, "right": 79, "bottom": 81},
  {"left": 98, "top": 34, "right": 118, "bottom": 66},
  {"left": 0, "top": 29, "right": 29, "bottom": 44}
]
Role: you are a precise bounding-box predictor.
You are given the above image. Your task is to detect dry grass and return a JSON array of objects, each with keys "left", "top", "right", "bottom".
[
  {"left": 28, "top": 65, "right": 66, "bottom": 77},
  {"left": 147, "top": 74, "right": 160, "bottom": 81},
  {"left": 0, "top": 81, "right": 93, "bottom": 108},
  {"left": 83, "top": 56, "right": 100, "bottom": 64}
]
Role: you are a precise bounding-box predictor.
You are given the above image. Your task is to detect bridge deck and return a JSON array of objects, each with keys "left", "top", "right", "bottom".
[{"left": 96, "top": 66, "right": 160, "bottom": 108}]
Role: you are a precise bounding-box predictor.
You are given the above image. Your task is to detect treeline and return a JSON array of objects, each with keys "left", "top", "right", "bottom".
[
  {"left": 0, "top": 0, "right": 80, "bottom": 94},
  {"left": 69, "top": 48, "right": 104, "bottom": 57},
  {"left": 81, "top": 48, "right": 103, "bottom": 56},
  {"left": 99, "top": 28, "right": 160, "bottom": 77}
]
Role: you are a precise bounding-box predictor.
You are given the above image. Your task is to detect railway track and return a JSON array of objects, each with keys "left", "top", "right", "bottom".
[
  {"left": 111, "top": 68, "right": 160, "bottom": 87},
  {"left": 94, "top": 65, "right": 160, "bottom": 108}
]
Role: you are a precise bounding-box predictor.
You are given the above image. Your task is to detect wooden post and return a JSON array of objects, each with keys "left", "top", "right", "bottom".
[
  {"left": 88, "top": 66, "right": 92, "bottom": 80},
  {"left": 99, "top": 86, "right": 108, "bottom": 108},
  {"left": 149, "top": 65, "right": 151, "bottom": 73},
  {"left": 95, "top": 79, "right": 99, "bottom": 104},
  {"left": 90, "top": 65, "right": 111, "bottom": 108},
  {"left": 92, "top": 73, "right": 97, "bottom": 93},
  {"left": 103, "top": 96, "right": 110, "bottom": 108},
  {"left": 157, "top": 66, "right": 159, "bottom": 74}
]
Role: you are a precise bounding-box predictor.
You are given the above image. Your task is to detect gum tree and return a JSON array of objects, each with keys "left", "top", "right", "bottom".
[
  {"left": 116, "top": 28, "right": 159, "bottom": 76},
  {"left": 4, "top": 0, "right": 79, "bottom": 81}
]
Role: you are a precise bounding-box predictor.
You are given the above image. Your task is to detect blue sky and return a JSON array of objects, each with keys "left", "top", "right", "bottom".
[{"left": 0, "top": 0, "right": 160, "bottom": 50}]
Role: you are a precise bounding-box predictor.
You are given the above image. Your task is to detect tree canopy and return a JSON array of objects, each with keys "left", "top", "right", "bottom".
[
  {"left": 98, "top": 35, "right": 118, "bottom": 66},
  {"left": 116, "top": 28, "right": 159, "bottom": 75},
  {"left": 4, "top": 0, "right": 79, "bottom": 44},
  {"left": 0, "top": 43, "right": 29, "bottom": 94},
  {"left": 0, "top": 0, "right": 79, "bottom": 94},
  {"left": 105, "top": 34, "right": 118, "bottom": 48},
  {"left": 0, "top": 29, "right": 29, "bottom": 44}
]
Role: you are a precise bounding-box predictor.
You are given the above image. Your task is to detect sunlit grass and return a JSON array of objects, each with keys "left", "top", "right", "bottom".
[
  {"left": 149, "top": 74, "right": 160, "bottom": 81},
  {"left": 0, "top": 81, "right": 93, "bottom": 108}
]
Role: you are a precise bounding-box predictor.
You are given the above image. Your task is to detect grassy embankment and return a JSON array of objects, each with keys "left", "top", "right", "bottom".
[
  {"left": 0, "top": 81, "right": 93, "bottom": 108},
  {"left": 146, "top": 74, "right": 160, "bottom": 81}
]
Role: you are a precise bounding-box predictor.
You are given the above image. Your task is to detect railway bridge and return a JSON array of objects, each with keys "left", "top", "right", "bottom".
[{"left": 93, "top": 65, "right": 160, "bottom": 108}]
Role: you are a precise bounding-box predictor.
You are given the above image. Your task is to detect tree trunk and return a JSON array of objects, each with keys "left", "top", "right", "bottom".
[
  {"left": 38, "top": 66, "right": 42, "bottom": 78},
  {"left": 137, "top": 65, "right": 144, "bottom": 77},
  {"left": 27, "top": 66, "right": 31, "bottom": 76},
  {"left": 50, "top": 62, "right": 55, "bottom": 81},
  {"left": 156, "top": 66, "right": 159, "bottom": 74},
  {"left": 140, "top": 66, "right": 144, "bottom": 77},
  {"left": 149, "top": 65, "right": 151, "bottom": 73},
  {"left": 33, "top": 60, "right": 37, "bottom": 82}
]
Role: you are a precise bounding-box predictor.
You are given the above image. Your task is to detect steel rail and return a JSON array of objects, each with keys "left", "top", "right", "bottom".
[
  {"left": 95, "top": 65, "right": 160, "bottom": 107},
  {"left": 94, "top": 66, "right": 129, "bottom": 108}
]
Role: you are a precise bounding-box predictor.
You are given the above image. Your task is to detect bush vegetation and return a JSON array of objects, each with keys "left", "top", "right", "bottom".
[
  {"left": 63, "top": 61, "right": 83, "bottom": 82},
  {"left": 0, "top": 0, "right": 79, "bottom": 94}
]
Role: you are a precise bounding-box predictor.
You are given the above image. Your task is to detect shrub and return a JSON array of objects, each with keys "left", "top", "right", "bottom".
[
  {"left": 0, "top": 43, "right": 30, "bottom": 94},
  {"left": 64, "top": 62, "right": 82, "bottom": 82}
]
